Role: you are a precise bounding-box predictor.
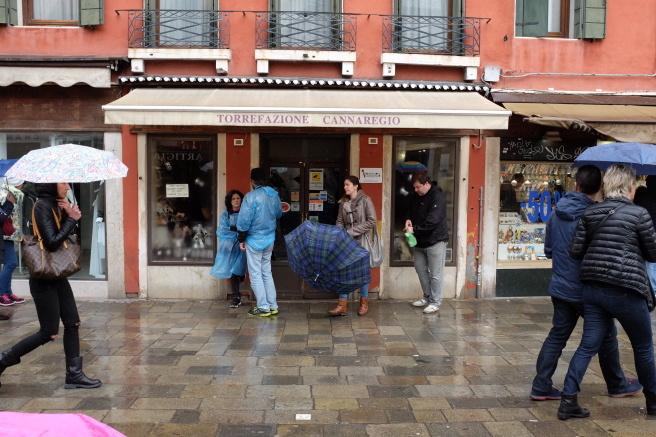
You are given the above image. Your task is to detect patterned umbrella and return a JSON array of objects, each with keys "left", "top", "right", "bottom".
[
  {"left": 5, "top": 144, "right": 128, "bottom": 183},
  {"left": 0, "top": 412, "right": 126, "bottom": 436},
  {"left": 285, "top": 221, "right": 371, "bottom": 293},
  {"left": 396, "top": 161, "right": 428, "bottom": 173}
]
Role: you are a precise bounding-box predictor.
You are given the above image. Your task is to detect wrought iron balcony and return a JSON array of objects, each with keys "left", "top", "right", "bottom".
[
  {"left": 255, "top": 11, "right": 357, "bottom": 51},
  {"left": 127, "top": 10, "right": 230, "bottom": 49},
  {"left": 382, "top": 15, "right": 482, "bottom": 56}
]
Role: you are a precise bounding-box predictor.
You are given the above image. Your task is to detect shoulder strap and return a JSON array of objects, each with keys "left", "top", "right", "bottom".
[
  {"left": 591, "top": 205, "right": 627, "bottom": 238},
  {"left": 30, "top": 201, "right": 68, "bottom": 250}
]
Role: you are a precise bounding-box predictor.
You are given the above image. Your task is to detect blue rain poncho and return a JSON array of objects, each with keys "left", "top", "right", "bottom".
[
  {"left": 237, "top": 186, "right": 282, "bottom": 250},
  {"left": 210, "top": 209, "right": 247, "bottom": 279}
]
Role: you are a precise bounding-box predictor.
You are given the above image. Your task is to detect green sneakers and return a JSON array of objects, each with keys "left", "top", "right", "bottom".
[{"left": 248, "top": 307, "right": 271, "bottom": 317}]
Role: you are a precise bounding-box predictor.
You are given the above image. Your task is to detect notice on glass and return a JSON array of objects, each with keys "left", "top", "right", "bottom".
[
  {"left": 166, "top": 184, "right": 189, "bottom": 198},
  {"left": 309, "top": 192, "right": 321, "bottom": 201},
  {"left": 291, "top": 191, "right": 300, "bottom": 202},
  {"left": 359, "top": 168, "right": 382, "bottom": 183},
  {"left": 319, "top": 191, "right": 328, "bottom": 201},
  {"left": 291, "top": 202, "right": 300, "bottom": 212},
  {"left": 309, "top": 169, "right": 324, "bottom": 190},
  {"left": 309, "top": 200, "right": 323, "bottom": 211}
]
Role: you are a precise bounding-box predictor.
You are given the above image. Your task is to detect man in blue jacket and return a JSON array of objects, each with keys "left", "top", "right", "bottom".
[
  {"left": 237, "top": 168, "right": 283, "bottom": 317},
  {"left": 530, "top": 165, "right": 642, "bottom": 400}
]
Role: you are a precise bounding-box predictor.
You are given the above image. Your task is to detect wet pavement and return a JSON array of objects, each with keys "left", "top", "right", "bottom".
[{"left": 0, "top": 297, "right": 654, "bottom": 436}]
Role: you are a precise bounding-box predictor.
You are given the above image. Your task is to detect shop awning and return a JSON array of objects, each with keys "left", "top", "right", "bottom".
[
  {"left": 103, "top": 88, "right": 511, "bottom": 130},
  {"left": 504, "top": 102, "right": 656, "bottom": 144},
  {"left": 0, "top": 66, "right": 111, "bottom": 88}
]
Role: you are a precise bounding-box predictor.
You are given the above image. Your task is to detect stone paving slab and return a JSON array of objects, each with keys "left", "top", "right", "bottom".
[{"left": 0, "top": 297, "right": 654, "bottom": 436}]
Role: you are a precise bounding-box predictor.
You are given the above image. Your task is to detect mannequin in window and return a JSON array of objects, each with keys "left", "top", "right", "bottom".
[{"left": 500, "top": 173, "right": 525, "bottom": 214}]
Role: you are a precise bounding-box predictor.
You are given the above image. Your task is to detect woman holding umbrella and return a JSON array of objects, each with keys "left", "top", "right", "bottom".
[
  {"left": 329, "top": 176, "right": 376, "bottom": 316},
  {"left": 210, "top": 190, "right": 247, "bottom": 308},
  {"left": 0, "top": 183, "right": 101, "bottom": 389}
]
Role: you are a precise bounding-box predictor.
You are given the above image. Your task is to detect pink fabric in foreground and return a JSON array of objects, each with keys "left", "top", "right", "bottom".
[{"left": 0, "top": 412, "right": 126, "bottom": 437}]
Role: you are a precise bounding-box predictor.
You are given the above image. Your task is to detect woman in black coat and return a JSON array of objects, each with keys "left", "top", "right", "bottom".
[
  {"left": 0, "top": 183, "right": 101, "bottom": 389},
  {"left": 558, "top": 164, "right": 656, "bottom": 419}
]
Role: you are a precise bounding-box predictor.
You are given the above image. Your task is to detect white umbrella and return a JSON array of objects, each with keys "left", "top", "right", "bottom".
[{"left": 5, "top": 144, "right": 128, "bottom": 183}]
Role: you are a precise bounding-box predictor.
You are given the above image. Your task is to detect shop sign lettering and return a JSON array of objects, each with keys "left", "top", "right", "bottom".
[
  {"left": 216, "top": 113, "right": 402, "bottom": 127},
  {"left": 154, "top": 152, "right": 204, "bottom": 161},
  {"left": 6, "top": 134, "right": 41, "bottom": 141}
]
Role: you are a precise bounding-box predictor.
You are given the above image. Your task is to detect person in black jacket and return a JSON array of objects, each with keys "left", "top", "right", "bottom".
[
  {"left": 558, "top": 164, "right": 656, "bottom": 420},
  {"left": 404, "top": 171, "right": 448, "bottom": 314},
  {"left": 0, "top": 183, "right": 101, "bottom": 390},
  {"left": 531, "top": 165, "right": 641, "bottom": 401}
]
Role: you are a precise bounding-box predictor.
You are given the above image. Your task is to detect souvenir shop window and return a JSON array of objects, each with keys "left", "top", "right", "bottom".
[
  {"left": 498, "top": 162, "right": 577, "bottom": 262},
  {"left": 391, "top": 137, "right": 457, "bottom": 266},
  {"left": 148, "top": 136, "right": 216, "bottom": 264},
  {"left": 1, "top": 132, "right": 107, "bottom": 280}
]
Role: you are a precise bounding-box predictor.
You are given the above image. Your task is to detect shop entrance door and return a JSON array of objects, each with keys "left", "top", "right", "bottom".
[{"left": 261, "top": 135, "right": 349, "bottom": 299}]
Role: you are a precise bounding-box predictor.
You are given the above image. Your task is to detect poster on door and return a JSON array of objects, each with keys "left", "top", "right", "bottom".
[{"left": 309, "top": 169, "right": 324, "bottom": 190}]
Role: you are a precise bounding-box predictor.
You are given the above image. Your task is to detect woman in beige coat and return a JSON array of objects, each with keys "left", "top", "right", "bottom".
[{"left": 329, "top": 175, "right": 376, "bottom": 316}]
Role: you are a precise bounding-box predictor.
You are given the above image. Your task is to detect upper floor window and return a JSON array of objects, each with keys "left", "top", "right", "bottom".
[
  {"left": 0, "top": 0, "right": 102, "bottom": 26},
  {"left": 146, "top": 0, "right": 218, "bottom": 48},
  {"left": 269, "top": 0, "right": 341, "bottom": 50},
  {"left": 516, "top": 0, "right": 606, "bottom": 39}
]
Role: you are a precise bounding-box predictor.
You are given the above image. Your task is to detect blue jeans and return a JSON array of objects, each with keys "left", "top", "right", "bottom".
[
  {"left": 245, "top": 242, "right": 277, "bottom": 312},
  {"left": 532, "top": 296, "right": 626, "bottom": 394},
  {"left": 0, "top": 240, "right": 17, "bottom": 296},
  {"left": 646, "top": 261, "right": 656, "bottom": 293},
  {"left": 563, "top": 283, "right": 656, "bottom": 396},
  {"left": 339, "top": 283, "right": 369, "bottom": 300}
]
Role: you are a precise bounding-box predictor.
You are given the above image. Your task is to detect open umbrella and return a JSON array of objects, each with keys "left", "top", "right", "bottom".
[
  {"left": 396, "top": 161, "right": 427, "bottom": 173},
  {"left": 0, "top": 412, "right": 126, "bottom": 436},
  {"left": 5, "top": 144, "right": 128, "bottom": 183},
  {"left": 285, "top": 220, "right": 371, "bottom": 293},
  {"left": 572, "top": 142, "right": 656, "bottom": 174},
  {"left": 0, "top": 159, "right": 19, "bottom": 177}
]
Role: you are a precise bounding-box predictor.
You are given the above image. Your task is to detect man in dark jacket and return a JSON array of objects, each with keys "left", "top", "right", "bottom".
[
  {"left": 634, "top": 175, "right": 656, "bottom": 291},
  {"left": 530, "top": 165, "right": 641, "bottom": 400},
  {"left": 404, "top": 171, "right": 448, "bottom": 314}
]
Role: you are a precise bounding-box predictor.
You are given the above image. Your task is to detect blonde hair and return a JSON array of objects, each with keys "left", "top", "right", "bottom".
[{"left": 603, "top": 164, "right": 636, "bottom": 199}]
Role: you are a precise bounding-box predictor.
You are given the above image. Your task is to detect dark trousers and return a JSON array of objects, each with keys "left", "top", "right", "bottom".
[
  {"left": 10, "top": 278, "right": 80, "bottom": 359},
  {"left": 563, "top": 284, "right": 656, "bottom": 396},
  {"left": 532, "top": 296, "right": 626, "bottom": 394}
]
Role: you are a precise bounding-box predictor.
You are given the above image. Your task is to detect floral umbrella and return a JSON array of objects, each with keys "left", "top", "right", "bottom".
[{"left": 5, "top": 144, "right": 128, "bottom": 183}]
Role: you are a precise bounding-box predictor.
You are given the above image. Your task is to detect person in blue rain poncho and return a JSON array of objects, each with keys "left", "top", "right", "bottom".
[
  {"left": 237, "top": 168, "right": 282, "bottom": 317},
  {"left": 210, "top": 190, "right": 247, "bottom": 308}
]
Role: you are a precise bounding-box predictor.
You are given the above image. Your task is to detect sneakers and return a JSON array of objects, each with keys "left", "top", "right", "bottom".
[
  {"left": 423, "top": 304, "right": 439, "bottom": 314},
  {"left": 530, "top": 386, "right": 562, "bottom": 401},
  {"left": 0, "top": 295, "right": 14, "bottom": 307},
  {"left": 230, "top": 295, "right": 241, "bottom": 308},
  {"left": 248, "top": 307, "right": 271, "bottom": 317},
  {"left": 609, "top": 378, "right": 643, "bottom": 398},
  {"left": 269, "top": 309, "right": 279, "bottom": 315},
  {"left": 412, "top": 298, "right": 427, "bottom": 307},
  {"left": 8, "top": 295, "right": 24, "bottom": 304}
]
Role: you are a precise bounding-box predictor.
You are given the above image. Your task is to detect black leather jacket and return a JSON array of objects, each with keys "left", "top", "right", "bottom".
[
  {"left": 34, "top": 184, "right": 78, "bottom": 252},
  {"left": 569, "top": 197, "right": 656, "bottom": 301}
]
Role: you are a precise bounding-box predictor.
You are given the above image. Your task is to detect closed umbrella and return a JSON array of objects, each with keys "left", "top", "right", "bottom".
[
  {"left": 5, "top": 144, "right": 128, "bottom": 183},
  {"left": 572, "top": 142, "right": 656, "bottom": 174},
  {"left": 285, "top": 220, "right": 371, "bottom": 293}
]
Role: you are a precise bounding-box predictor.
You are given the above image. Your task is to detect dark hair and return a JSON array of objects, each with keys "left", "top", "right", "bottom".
[
  {"left": 575, "top": 165, "right": 602, "bottom": 195},
  {"left": 224, "top": 190, "right": 244, "bottom": 214},
  {"left": 345, "top": 175, "right": 361, "bottom": 191},
  {"left": 646, "top": 175, "right": 656, "bottom": 189},
  {"left": 635, "top": 185, "right": 648, "bottom": 203},
  {"left": 512, "top": 173, "right": 525, "bottom": 183},
  {"left": 411, "top": 171, "right": 431, "bottom": 185}
]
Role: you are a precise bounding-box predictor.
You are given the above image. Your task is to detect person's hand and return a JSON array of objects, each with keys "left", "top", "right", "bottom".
[
  {"left": 5, "top": 192, "right": 15, "bottom": 204},
  {"left": 59, "top": 199, "right": 81, "bottom": 220},
  {"left": 239, "top": 242, "right": 246, "bottom": 251},
  {"left": 404, "top": 220, "right": 413, "bottom": 233}
]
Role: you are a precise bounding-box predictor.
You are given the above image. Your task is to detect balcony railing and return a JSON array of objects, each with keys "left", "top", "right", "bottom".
[
  {"left": 382, "top": 15, "right": 482, "bottom": 56},
  {"left": 127, "top": 10, "right": 230, "bottom": 49},
  {"left": 255, "top": 11, "right": 356, "bottom": 51}
]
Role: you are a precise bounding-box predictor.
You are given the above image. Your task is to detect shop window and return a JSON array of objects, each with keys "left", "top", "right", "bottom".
[
  {"left": 516, "top": 0, "right": 606, "bottom": 39},
  {"left": 2, "top": 0, "right": 103, "bottom": 26},
  {"left": 392, "top": 137, "right": 456, "bottom": 265},
  {"left": 149, "top": 136, "right": 216, "bottom": 265},
  {"left": 1, "top": 132, "right": 107, "bottom": 280}
]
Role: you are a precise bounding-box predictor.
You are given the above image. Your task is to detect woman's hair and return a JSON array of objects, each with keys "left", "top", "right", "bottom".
[
  {"left": 603, "top": 164, "right": 636, "bottom": 199},
  {"left": 345, "top": 175, "right": 361, "bottom": 191},
  {"left": 224, "top": 190, "right": 244, "bottom": 213}
]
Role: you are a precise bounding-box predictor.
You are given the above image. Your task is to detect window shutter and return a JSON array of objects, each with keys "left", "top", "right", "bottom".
[
  {"left": 79, "top": 0, "right": 104, "bottom": 26},
  {"left": 575, "top": 0, "right": 606, "bottom": 39},
  {"left": 516, "top": 0, "right": 548, "bottom": 37},
  {"left": 0, "top": 0, "right": 17, "bottom": 25},
  {"left": 0, "top": 0, "right": 6, "bottom": 24}
]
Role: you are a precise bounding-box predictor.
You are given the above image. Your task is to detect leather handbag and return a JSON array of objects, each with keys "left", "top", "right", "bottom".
[
  {"left": 361, "top": 225, "right": 383, "bottom": 268},
  {"left": 22, "top": 202, "right": 81, "bottom": 280}
]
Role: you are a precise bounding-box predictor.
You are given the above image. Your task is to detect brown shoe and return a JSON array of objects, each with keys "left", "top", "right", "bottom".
[
  {"left": 357, "top": 297, "right": 369, "bottom": 316},
  {"left": 327, "top": 298, "right": 348, "bottom": 316}
]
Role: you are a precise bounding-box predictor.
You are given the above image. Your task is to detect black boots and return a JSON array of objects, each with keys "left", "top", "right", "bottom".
[
  {"left": 0, "top": 348, "right": 21, "bottom": 388},
  {"left": 647, "top": 393, "right": 656, "bottom": 416},
  {"left": 64, "top": 356, "right": 102, "bottom": 389},
  {"left": 557, "top": 394, "right": 590, "bottom": 420},
  {"left": 230, "top": 294, "right": 241, "bottom": 308}
]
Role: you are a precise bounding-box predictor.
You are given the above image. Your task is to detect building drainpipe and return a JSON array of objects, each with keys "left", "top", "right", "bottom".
[{"left": 476, "top": 186, "right": 484, "bottom": 299}]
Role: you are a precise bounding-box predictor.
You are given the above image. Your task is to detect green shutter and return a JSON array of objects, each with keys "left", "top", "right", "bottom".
[
  {"left": 516, "top": 0, "right": 548, "bottom": 37},
  {"left": 0, "top": 0, "right": 6, "bottom": 24},
  {"left": 79, "top": 0, "right": 104, "bottom": 26},
  {"left": 575, "top": 0, "right": 606, "bottom": 39},
  {"left": 0, "top": 0, "right": 17, "bottom": 25}
]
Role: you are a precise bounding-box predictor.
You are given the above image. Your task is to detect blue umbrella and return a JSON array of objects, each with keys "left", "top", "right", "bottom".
[
  {"left": 572, "top": 142, "right": 656, "bottom": 174},
  {"left": 0, "top": 159, "right": 19, "bottom": 177},
  {"left": 284, "top": 221, "right": 371, "bottom": 293}
]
